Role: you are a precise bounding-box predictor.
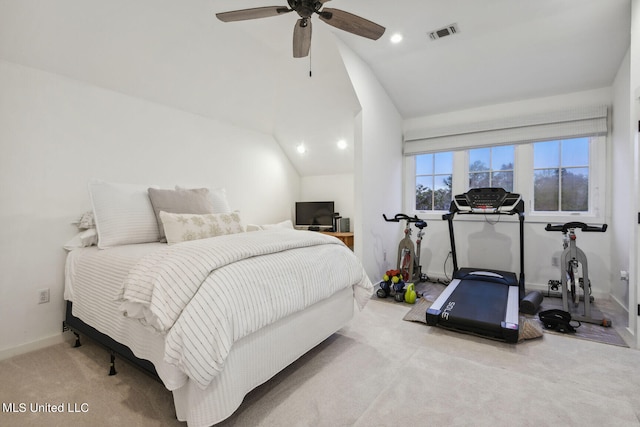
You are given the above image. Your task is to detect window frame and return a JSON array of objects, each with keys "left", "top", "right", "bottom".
[
  {"left": 531, "top": 138, "right": 590, "bottom": 214},
  {"left": 404, "top": 136, "right": 606, "bottom": 224},
  {"left": 467, "top": 145, "right": 516, "bottom": 192},
  {"left": 527, "top": 135, "right": 605, "bottom": 223},
  {"left": 413, "top": 152, "right": 454, "bottom": 212}
]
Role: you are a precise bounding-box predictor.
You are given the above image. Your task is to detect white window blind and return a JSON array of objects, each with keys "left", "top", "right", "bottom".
[{"left": 403, "top": 105, "right": 608, "bottom": 155}]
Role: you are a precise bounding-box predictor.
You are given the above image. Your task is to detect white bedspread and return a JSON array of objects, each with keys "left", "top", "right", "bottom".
[{"left": 118, "top": 229, "right": 372, "bottom": 389}]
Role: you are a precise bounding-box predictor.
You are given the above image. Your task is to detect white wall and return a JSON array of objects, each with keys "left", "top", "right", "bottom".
[
  {"left": 611, "top": 49, "right": 632, "bottom": 311},
  {"left": 300, "top": 174, "right": 354, "bottom": 231},
  {"left": 403, "top": 88, "right": 614, "bottom": 295},
  {"left": 630, "top": 0, "right": 640, "bottom": 345},
  {"left": 0, "top": 60, "right": 300, "bottom": 357},
  {"left": 336, "top": 41, "right": 404, "bottom": 282}
]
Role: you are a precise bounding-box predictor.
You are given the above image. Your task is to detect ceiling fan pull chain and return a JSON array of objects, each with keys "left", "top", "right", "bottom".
[{"left": 309, "top": 46, "right": 312, "bottom": 78}]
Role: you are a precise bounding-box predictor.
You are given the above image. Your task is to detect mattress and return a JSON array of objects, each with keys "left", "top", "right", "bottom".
[
  {"left": 64, "top": 232, "right": 368, "bottom": 425},
  {"left": 173, "top": 286, "right": 354, "bottom": 426},
  {"left": 65, "top": 243, "right": 188, "bottom": 388}
]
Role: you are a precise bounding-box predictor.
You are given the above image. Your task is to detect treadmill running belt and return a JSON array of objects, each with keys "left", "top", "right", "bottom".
[{"left": 444, "top": 280, "right": 509, "bottom": 334}]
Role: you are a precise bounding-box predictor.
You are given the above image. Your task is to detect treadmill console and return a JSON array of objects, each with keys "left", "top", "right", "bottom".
[{"left": 453, "top": 187, "right": 522, "bottom": 214}]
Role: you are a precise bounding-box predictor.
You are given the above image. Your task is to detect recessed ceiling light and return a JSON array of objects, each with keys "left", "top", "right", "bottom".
[
  {"left": 337, "top": 139, "right": 347, "bottom": 150},
  {"left": 390, "top": 33, "right": 403, "bottom": 44},
  {"left": 296, "top": 143, "right": 306, "bottom": 154}
]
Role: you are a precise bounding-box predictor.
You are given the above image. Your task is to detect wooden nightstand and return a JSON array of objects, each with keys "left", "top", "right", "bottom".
[{"left": 320, "top": 231, "right": 354, "bottom": 250}]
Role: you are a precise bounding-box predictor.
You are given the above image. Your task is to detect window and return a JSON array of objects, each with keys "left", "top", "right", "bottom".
[
  {"left": 405, "top": 137, "right": 604, "bottom": 220},
  {"left": 414, "top": 152, "right": 453, "bottom": 211},
  {"left": 468, "top": 146, "right": 514, "bottom": 191},
  {"left": 533, "top": 138, "right": 589, "bottom": 212},
  {"left": 403, "top": 105, "right": 607, "bottom": 221}
]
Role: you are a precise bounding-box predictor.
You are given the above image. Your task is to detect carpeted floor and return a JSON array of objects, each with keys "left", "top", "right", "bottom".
[
  {"left": 0, "top": 335, "right": 181, "bottom": 427},
  {"left": 2, "top": 294, "right": 639, "bottom": 426}
]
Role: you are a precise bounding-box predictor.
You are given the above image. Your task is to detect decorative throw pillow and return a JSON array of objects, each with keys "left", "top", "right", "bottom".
[
  {"left": 75, "top": 211, "right": 96, "bottom": 230},
  {"left": 148, "top": 187, "right": 217, "bottom": 242},
  {"left": 160, "top": 211, "right": 244, "bottom": 245},
  {"left": 88, "top": 180, "right": 160, "bottom": 249}
]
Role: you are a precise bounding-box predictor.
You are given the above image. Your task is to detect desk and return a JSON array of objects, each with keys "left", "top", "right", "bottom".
[{"left": 320, "top": 232, "right": 354, "bottom": 250}]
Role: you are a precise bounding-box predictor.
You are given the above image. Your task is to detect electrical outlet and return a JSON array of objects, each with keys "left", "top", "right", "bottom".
[{"left": 38, "top": 288, "right": 50, "bottom": 304}]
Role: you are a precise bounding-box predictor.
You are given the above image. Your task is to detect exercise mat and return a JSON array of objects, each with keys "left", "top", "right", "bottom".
[{"left": 531, "top": 296, "right": 628, "bottom": 347}]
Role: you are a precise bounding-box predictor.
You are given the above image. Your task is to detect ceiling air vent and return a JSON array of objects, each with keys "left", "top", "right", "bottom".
[{"left": 428, "top": 23, "right": 460, "bottom": 41}]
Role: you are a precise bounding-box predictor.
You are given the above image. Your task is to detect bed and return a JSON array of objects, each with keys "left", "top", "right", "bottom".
[{"left": 63, "top": 181, "right": 373, "bottom": 426}]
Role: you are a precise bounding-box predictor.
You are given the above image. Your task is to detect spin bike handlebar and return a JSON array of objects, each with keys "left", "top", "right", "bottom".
[
  {"left": 383, "top": 213, "right": 427, "bottom": 229},
  {"left": 545, "top": 222, "right": 607, "bottom": 233}
]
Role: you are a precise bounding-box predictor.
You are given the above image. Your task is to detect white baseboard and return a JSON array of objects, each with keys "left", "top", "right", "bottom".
[
  {"left": 0, "top": 333, "right": 71, "bottom": 362},
  {"left": 609, "top": 293, "right": 629, "bottom": 314}
]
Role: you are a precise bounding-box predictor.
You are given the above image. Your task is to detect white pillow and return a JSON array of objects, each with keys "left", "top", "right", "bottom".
[
  {"left": 63, "top": 229, "right": 98, "bottom": 251},
  {"left": 175, "top": 186, "right": 231, "bottom": 214},
  {"left": 261, "top": 219, "right": 294, "bottom": 230},
  {"left": 247, "top": 219, "right": 294, "bottom": 232},
  {"left": 88, "top": 180, "right": 160, "bottom": 248},
  {"left": 160, "top": 211, "right": 244, "bottom": 245}
]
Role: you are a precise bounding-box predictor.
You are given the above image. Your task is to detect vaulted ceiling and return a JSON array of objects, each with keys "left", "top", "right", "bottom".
[{"left": 0, "top": 0, "right": 631, "bottom": 176}]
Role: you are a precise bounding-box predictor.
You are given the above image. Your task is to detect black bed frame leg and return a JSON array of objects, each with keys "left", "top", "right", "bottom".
[
  {"left": 109, "top": 352, "right": 117, "bottom": 376},
  {"left": 73, "top": 332, "right": 82, "bottom": 348}
]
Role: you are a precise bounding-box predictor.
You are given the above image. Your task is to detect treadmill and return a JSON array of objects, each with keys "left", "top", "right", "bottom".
[{"left": 426, "top": 187, "right": 541, "bottom": 343}]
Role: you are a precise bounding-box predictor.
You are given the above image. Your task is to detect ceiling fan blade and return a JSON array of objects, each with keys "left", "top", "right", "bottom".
[
  {"left": 318, "top": 8, "right": 385, "bottom": 40},
  {"left": 293, "top": 19, "right": 312, "bottom": 58},
  {"left": 216, "top": 6, "right": 291, "bottom": 22}
]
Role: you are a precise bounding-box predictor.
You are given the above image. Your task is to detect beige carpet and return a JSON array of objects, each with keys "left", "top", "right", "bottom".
[
  {"left": 2, "top": 299, "right": 640, "bottom": 426},
  {"left": 0, "top": 338, "right": 181, "bottom": 427}
]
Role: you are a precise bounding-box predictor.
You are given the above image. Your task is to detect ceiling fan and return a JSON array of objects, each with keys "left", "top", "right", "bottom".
[{"left": 216, "top": 0, "right": 386, "bottom": 58}]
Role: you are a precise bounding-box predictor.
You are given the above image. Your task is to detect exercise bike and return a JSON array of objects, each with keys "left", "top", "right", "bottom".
[
  {"left": 382, "top": 213, "right": 428, "bottom": 283},
  {"left": 545, "top": 222, "right": 611, "bottom": 327}
]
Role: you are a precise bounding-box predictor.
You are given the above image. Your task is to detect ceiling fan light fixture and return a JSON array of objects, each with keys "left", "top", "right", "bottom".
[{"left": 390, "top": 33, "right": 403, "bottom": 44}]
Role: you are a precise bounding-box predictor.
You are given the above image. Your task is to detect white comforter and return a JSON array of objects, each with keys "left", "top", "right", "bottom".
[{"left": 118, "top": 229, "right": 372, "bottom": 389}]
